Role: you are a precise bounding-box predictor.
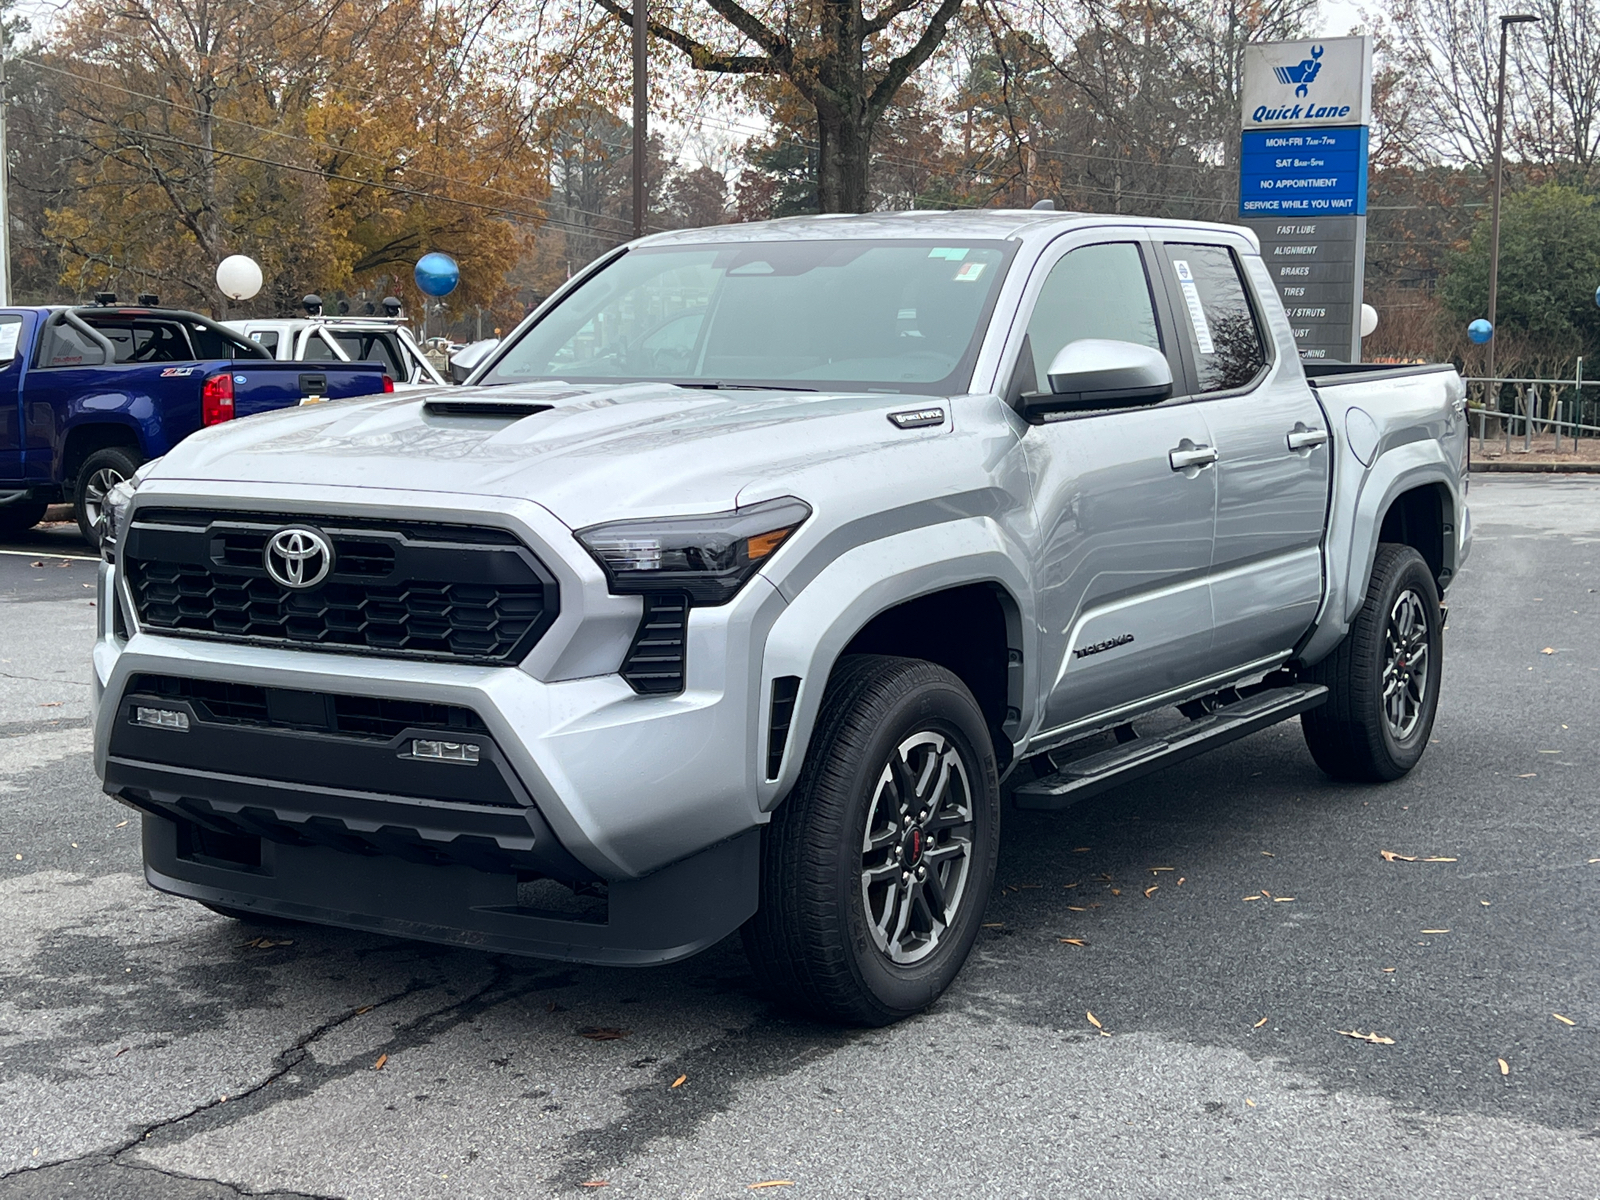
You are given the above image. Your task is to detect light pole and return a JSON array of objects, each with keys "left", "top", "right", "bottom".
[
  {"left": 1486, "top": 12, "right": 1540, "bottom": 382},
  {"left": 632, "top": 0, "right": 647, "bottom": 240}
]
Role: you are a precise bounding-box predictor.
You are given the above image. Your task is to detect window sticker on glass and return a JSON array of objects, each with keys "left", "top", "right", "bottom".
[
  {"left": 928, "top": 247, "right": 970, "bottom": 261},
  {"left": 952, "top": 262, "right": 988, "bottom": 283},
  {"left": 0, "top": 321, "right": 20, "bottom": 361},
  {"left": 1172, "top": 260, "right": 1216, "bottom": 355}
]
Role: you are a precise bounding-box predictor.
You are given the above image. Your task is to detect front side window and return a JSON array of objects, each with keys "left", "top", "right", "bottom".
[
  {"left": 1165, "top": 243, "right": 1266, "bottom": 393},
  {"left": 482, "top": 239, "right": 1014, "bottom": 395},
  {"left": 0, "top": 316, "right": 22, "bottom": 364},
  {"left": 250, "top": 329, "right": 281, "bottom": 354},
  {"left": 1024, "top": 242, "right": 1161, "bottom": 394}
]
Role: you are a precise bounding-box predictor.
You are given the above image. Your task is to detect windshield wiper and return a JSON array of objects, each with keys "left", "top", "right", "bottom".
[{"left": 676, "top": 381, "right": 818, "bottom": 392}]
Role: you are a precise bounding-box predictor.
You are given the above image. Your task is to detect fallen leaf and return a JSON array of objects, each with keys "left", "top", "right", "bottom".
[
  {"left": 1588, "top": 859, "right": 1600, "bottom": 864},
  {"left": 1245, "top": 1098, "right": 1256, "bottom": 1107},
  {"left": 1336, "top": 1029, "right": 1395, "bottom": 1045},
  {"left": 1062, "top": 882, "right": 1080, "bottom": 889},
  {"left": 1110, "top": 888, "right": 1122, "bottom": 896},
  {"left": 1420, "top": 857, "right": 1458, "bottom": 862},
  {"left": 671, "top": 1074, "right": 687, "bottom": 1089},
  {"left": 1176, "top": 877, "right": 1186, "bottom": 886},
  {"left": 1541, "top": 647, "right": 1555, "bottom": 654},
  {"left": 355, "top": 1005, "right": 373, "bottom": 1015},
  {"left": 1421, "top": 929, "right": 1450, "bottom": 935},
  {"left": 1553, "top": 1013, "right": 1576, "bottom": 1026},
  {"left": 1143, "top": 886, "right": 1158, "bottom": 898},
  {"left": 38, "top": 702, "right": 61, "bottom": 708},
  {"left": 1273, "top": 897, "right": 1296, "bottom": 903},
  {"left": 1073, "top": 847, "right": 1091, "bottom": 853},
  {"left": 373, "top": 1054, "right": 388, "bottom": 1071},
  {"left": 580, "top": 1182, "right": 610, "bottom": 1189},
  {"left": 578, "top": 1027, "right": 631, "bottom": 1041},
  {"left": 115, "top": 820, "right": 128, "bottom": 828},
  {"left": 1498, "top": 1058, "right": 1510, "bottom": 1076},
  {"left": 1057, "top": 938, "right": 1087, "bottom": 946},
  {"left": 1261, "top": 890, "right": 1272, "bottom": 898},
  {"left": 1086, "top": 1010, "right": 1103, "bottom": 1029},
  {"left": 1518, "top": 773, "right": 1537, "bottom": 778},
  {"left": 1261, "top": 851, "right": 1275, "bottom": 857},
  {"left": 1254, "top": 1017, "right": 1269, "bottom": 1028},
  {"left": 28, "top": 560, "right": 43, "bottom": 567},
  {"left": 1149, "top": 867, "right": 1175, "bottom": 872},
  {"left": 1380, "top": 850, "right": 1417, "bottom": 862},
  {"left": 1382, "top": 968, "right": 1396, "bottom": 973},
  {"left": 113, "top": 1046, "right": 130, "bottom": 1057},
  {"left": 1067, "top": 905, "right": 1087, "bottom": 911},
  {"left": 747, "top": 1183, "right": 795, "bottom": 1190},
  {"left": 981, "top": 922, "right": 1004, "bottom": 928},
  {"left": 1243, "top": 895, "right": 1260, "bottom": 901}
]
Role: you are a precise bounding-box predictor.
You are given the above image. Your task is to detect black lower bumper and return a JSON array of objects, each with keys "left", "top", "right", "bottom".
[{"left": 134, "top": 804, "right": 758, "bottom": 966}]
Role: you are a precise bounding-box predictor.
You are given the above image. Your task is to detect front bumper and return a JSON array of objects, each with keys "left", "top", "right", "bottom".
[{"left": 91, "top": 484, "right": 789, "bottom": 964}]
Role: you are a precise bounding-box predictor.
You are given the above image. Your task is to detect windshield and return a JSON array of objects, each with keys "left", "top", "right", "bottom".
[{"left": 481, "top": 239, "right": 1014, "bottom": 394}]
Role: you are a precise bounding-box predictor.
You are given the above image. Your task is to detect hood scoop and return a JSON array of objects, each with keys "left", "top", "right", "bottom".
[{"left": 424, "top": 389, "right": 581, "bottom": 419}]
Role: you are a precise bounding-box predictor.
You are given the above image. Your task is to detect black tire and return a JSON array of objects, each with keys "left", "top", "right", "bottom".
[
  {"left": 73, "top": 446, "right": 142, "bottom": 550},
  {"left": 1301, "top": 543, "right": 1443, "bottom": 782},
  {"left": 0, "top": 500, "right": 48, "bottom": 535},
  {"left": 743, "top": 654, "right": 1001, "bottom": 1026},
  {"left": 200, "top": 901, "right": 299, "bottom": 927}
]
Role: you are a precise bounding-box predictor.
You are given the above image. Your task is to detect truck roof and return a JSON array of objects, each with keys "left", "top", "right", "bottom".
[{"left": 636, "top": 209, "right": 1261, "bottom": 252}]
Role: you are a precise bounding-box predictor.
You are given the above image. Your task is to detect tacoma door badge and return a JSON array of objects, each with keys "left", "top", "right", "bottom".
[
  {"left": 264, "top": 526, "right": 334, "bottom": 589},
  {"left": 1073, "top": 633, "right": 1134, "bottom": 659}
]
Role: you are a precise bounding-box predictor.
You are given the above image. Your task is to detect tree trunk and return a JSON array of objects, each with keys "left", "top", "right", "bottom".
[{"left": 816, "top": 104, "right": 872, "bottom": 213}]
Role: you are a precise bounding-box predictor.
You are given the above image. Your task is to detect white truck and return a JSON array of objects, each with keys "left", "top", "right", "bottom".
[
  {"left": 226, "top": 313, "right": 446, "bottom": 390},
  {"left": 96, "top": 211, "right": 1469, "bottom": 1025}
]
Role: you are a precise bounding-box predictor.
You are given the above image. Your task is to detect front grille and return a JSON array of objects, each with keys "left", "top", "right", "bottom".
[
  {"left": 129, "top": 674, "right": 488, "bottom": 741},
  {"left": 122, "top": 509, "right": 558, "bottom": 664}
]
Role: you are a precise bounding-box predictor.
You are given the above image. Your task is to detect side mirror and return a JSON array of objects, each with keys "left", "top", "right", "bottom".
[{"left": 1021, "top": 339, "right": 1173, "bottom": 423}]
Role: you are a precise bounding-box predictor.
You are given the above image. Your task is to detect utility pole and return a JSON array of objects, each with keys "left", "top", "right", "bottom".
[
  {"left": 1486, "top": 13, "right": 1540, "bottom": 382},
  {"left": 0, "top": 15, "right": 12, "bottom": 305},
  {"left": 632, "top": 0, "right": 647, "bottom": 240}
]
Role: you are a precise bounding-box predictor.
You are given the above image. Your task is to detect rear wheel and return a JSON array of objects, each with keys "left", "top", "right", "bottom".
[
  {"left": 1302, "top": 543, "right": 1442, "bottom": 782},
  {"left": 743, "top": 655, "right": 1000, "bottom": 1026},
  {"left": 73, "top": 446, "right": 142, "bottom": 550},
  {"left": 0, "top": 500, "right": 48, "bottom": 535}
]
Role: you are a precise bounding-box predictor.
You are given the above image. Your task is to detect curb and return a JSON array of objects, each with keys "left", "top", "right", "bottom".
[{"left": 1470, "top": 461, "right": 1600, "bottom": 474}]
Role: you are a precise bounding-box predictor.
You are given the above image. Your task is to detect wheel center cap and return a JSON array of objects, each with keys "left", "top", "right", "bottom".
[{"left": 905, "top": 828, "right": 924, "bottom": 866}]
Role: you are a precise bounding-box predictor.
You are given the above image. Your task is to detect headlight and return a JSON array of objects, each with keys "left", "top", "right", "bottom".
[
  {"left": 101, "top": 476, "right": 139, "bottom": 564},
  {"left": 575, "top": 497, "right": 810, "bottom": 605}
]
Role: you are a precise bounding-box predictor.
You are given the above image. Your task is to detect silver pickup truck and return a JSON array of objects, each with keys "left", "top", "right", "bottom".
[{"left": 91, "top": 211, "right": 1470, "bottom": 1025}]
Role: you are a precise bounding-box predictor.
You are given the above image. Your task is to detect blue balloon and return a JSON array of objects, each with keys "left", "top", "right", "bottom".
[
  {"left": 1594, "top": 284, "right": 1600, "bottom": 308},
  {"left": 1467, "top": 318, "right": 1493, "bottom": 344},
  {"left": 414, "top": 252, "right": 460, "bottom": 298}
]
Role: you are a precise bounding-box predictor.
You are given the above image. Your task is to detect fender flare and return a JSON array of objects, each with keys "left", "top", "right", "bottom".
[{"left": 753, "top": 515, "right": 1034, "bottom": 810}]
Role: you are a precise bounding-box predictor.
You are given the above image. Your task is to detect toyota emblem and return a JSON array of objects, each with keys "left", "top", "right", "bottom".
[{"left": 264, "top": 526, "right": 334, "bottom": 589}]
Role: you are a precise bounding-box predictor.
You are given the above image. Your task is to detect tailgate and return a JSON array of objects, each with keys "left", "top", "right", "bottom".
[{"left": 229, "top": 361, "right": 390, "bottom": 418}]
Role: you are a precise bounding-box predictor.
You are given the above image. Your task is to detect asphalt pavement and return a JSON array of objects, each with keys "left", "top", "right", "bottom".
[{"left": 0, "top": 477, "right": 1596, "bottom": 1199}]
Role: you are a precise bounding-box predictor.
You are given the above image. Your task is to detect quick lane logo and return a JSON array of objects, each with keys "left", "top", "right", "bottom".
[
  {"left": 1073, "top": 633, "right": 1135, "bottom": 660},
  {"left": 1251, "top": 44, "right": 1353, "bottom": 123}
]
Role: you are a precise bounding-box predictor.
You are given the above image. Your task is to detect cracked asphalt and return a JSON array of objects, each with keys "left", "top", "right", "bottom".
[{"left": 1, "top": 476, "right": 1597, "bottom": 1199}]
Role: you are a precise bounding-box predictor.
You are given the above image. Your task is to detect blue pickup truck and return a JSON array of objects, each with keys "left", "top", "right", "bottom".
[{"left": 0, "top": 301, "right": 395, "bottom": 547}]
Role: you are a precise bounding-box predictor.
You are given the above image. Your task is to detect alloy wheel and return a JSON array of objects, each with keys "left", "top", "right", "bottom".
[
  {"left": 859, "top": 730, "right": 975, "bottom": 965},
  {"left": 81, "top": 466, "right": 126, "bottom": 534},
  {"left": 1382, "top": 587, "right": 1431, "bottom": 741}
]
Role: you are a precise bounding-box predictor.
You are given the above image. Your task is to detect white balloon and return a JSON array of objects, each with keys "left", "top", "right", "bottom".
[
  {"left": 1360, "top": 303, "right": 1379, "bottom": 338},
  {"left": 216, "top": 255, "right": 263, "bottom": 301}
]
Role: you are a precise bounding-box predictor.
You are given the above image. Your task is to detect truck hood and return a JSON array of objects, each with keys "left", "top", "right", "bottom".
[{"left": 146, "top": 381, "right": 953, "bottom": 528}]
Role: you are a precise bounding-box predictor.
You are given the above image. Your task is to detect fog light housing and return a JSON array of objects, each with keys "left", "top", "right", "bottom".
[
  {"left": 412, "top": 738, "right": 479, "bottom": 764},
  {"left": 134, "top": 706, "right": 190, "bottom": 731}
]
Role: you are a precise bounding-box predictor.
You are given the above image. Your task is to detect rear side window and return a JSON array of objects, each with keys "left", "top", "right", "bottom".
[
  {"left": 1024, "top": 242, "right": 1161, "bottom": 394},
  {"left": 1165, "top": 244, "right": 1266, "bottom": 393},
  {"left": 301, "top": 330, "right": 342, "bottom": 361},
  {"left": 330, "top": 332, "right": 405, "bottom": 378},
  {"left": 250, "top": 329, "right": 281, "bottom": 354},
  {"left": 85, "top": 319, "right": 194, "bottom": 363},
  {"left": 37, "top": 320, "right": 107, "bottom": 368}
]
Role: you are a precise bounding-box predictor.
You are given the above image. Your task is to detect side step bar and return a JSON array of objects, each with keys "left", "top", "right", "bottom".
[{"left": 1011, "top": 683, "right": 1328, "bottom": 811}]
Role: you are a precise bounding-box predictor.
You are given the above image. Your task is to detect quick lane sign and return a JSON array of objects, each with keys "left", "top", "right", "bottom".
[
  {"left": 1239, "top": 127, "right": 1368, "bottom": 217},
  {"left": 1239, "top": 35, "right": 1372, "bottom": 364}
]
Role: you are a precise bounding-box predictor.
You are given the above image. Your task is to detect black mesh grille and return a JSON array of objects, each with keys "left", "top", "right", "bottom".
[
  {"left": 122, "top": 510, "right": 558, "bottom": 665},
  {"left": 129, "top": 673, "right": 489, "bottom": 741}
]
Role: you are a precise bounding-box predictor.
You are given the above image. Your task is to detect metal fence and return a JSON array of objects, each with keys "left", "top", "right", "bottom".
[{"left": 1464, "top": 364, "right": 1600, "bottom": 453}]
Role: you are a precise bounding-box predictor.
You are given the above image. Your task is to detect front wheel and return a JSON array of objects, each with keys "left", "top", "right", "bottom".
[
  {"left": 1301, "top": 543, "right": 1443, "bottom": 782},
  {"left": 743, "top": 655, "right": 1000, "bottom": 1026},
  {"left": 74, "top": 446, "right": 143, "bottom": 551}
]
